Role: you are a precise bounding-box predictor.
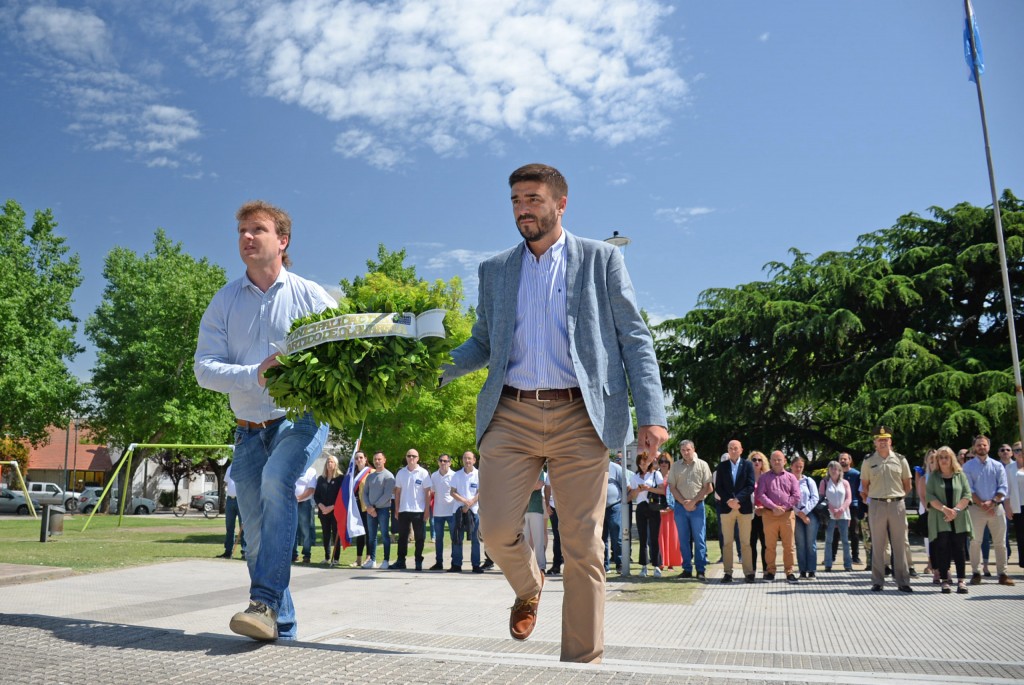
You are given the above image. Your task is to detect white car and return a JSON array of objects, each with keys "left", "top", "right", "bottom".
[
  {"left": 25, "top": 482, "right": 81, "bottom": 511},
  {"left": 114, "top": 496, "right": 156, "bottom": 515},
  {"left": 0, "top": 487, "right": 43, "bottom": 515},
  {"left": 80, "top": 486, "right": 156, "bottom": 515}
]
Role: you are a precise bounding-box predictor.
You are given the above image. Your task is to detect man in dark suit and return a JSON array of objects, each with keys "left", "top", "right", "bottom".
[
  {"left": 441, "top": 163, "right": 667, "bottom": 663},
  {"left": 715, "top": 439, "right": 756, "bottom": 582}
]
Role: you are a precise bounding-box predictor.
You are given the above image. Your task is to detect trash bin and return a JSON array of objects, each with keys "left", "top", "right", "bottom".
[{"left": 48, "top": 505, "right": 65, "bottom": 537}]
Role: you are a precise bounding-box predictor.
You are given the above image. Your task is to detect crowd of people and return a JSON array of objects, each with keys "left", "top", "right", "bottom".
[{"left": 258, "top": 426, "right": 1023, "bottom": 600}]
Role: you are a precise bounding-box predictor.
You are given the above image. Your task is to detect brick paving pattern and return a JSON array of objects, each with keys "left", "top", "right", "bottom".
[{"left": 2, "top": 551, "right": 1022, "bottom": 684}]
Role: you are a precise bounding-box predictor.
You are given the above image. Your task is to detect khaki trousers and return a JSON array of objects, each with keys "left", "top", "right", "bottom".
[
  {"left": 868, "top": 499, "right": 909, "bottom": 586},
  {"left": 719, "top": 509, "right": 753, "bottom": 576},
  {"left": 968, "top": 504, "right": 1008, "bottom": 575},
  {"left": 479, "top": 395, "right": 608, "bottom": 663},
  {"left": 762, "top": 510, "right": 795, "bottom": 574}
]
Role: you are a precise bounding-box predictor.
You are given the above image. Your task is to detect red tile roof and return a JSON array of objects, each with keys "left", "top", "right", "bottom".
[{"left": 27, "top": 426, "right": 112, "bottom": 472}]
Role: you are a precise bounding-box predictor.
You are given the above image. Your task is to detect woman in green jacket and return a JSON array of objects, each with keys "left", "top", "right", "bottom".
[{"left": 926, "top": 446, "right": 974, "bottom": 594}]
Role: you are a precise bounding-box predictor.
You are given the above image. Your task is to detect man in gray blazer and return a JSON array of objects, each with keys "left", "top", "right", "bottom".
[{"left": 441, "top": 163, "right": 668, "bottom": 663}]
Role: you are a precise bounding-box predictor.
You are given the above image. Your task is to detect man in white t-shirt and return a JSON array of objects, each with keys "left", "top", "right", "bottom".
[
  {"left": 429, "top": 454, "right": 459, "bottom": 571},
  {"left": 293, "top": 465, "right": 317, "bottom": 564},
  {"left": 451, "top": 451, "right": 482, "bottom": 572},
  {"left": 393, "top": 449, "right": 431, "bottom": 571}
]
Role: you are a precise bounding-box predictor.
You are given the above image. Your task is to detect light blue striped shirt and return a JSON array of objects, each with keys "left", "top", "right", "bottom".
[
  {"left": 194, "top": 268, "right": 336, "bottom": 422},
  {"left": 505, "top": 231, "right": 578, "bottom": 390},
  {"left": 963, "top": 455, "right": 1009, "bottom": 501}
]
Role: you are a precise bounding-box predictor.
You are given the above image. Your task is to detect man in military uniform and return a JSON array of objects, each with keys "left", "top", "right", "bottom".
[{"left": 859, "top": 426, "right": 913, "bottom": 592}]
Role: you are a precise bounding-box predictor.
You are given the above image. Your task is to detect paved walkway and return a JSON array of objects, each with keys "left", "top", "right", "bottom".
[{"left": 3, "top": 551, "right": 1023, "bottom": 684}]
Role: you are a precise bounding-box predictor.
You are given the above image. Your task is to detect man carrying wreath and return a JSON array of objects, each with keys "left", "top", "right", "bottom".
[
  {"left": 195, "top": 200, "right": 335, "bottom": 641},
  {"left": 441, "top": 163, "right": 668, "bottom": 663}
]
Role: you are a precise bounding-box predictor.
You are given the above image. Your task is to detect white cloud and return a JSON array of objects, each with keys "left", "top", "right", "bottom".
[
  {"left": 19, "top": 5, "right": 112, "bottom": 65},
  {"left": 14, "top": 5, "right": 201, "bottom": 170},
  {"left": 424, "top": 248, "right": 499, "bottom": 272},
  {"left": 190, "top": 0, "right": 686, "bottom": 168},
  {"left": 644, "top": 308, "right": 680, "bottom": 326},
  {"left": 138, "top": 105, "right": 201, "bottom": 153},
  {"left": 421, "top": 246, "right": 502, "bottom": 304},
  {"left": 11, "top": 1, "right": 687, "bottom": 171},
  {"left": 654, "top": 206, "right": 714, "bottom": 225},
  {"left": 759, "top": 32, "right": 770, "bottom": 42},
  {"left": 334, "top": 129, "right": 408, "bottom": 170}
]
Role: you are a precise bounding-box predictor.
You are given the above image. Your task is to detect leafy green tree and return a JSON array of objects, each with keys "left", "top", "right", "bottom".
[
  {"left": 656, "top": 191, "right": 1024, "bottom": 462},
  {"left": 0, "top": 436, "right": 30, "bottom": 486},
  {"left": 340, "top": 246, "right": 484, "bottom": 473},
  {"left": 0, "top": 200, "right": 83, "bottom": 445},
  {"left": 85, "top": 230, "right": 234, "bottom": 489}
]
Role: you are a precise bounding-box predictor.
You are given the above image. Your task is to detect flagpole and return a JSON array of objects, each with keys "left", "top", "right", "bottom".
[{"left": 964, "top": 0, "right": 1024, "bottom": 445}]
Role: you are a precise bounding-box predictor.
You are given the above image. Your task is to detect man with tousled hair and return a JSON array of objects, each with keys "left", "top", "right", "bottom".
[{"left": 195, "top": 199, "right": 335, "bottom": 641}]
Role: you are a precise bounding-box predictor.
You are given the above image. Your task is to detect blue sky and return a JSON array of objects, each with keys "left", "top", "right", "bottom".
[{"left": 2, "top": 1, "right": 1022, "bottom": 381}]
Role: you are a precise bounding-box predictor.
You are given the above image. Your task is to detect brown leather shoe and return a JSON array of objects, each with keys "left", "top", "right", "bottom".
[
  {"left": 998, "top": 573, "right": 1016, "bottom": 586},
  {"left": 509, "top": 575, "right": 544, "bottom": 640}
]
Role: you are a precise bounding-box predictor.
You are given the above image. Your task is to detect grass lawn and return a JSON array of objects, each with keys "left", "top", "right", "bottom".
[
  {"left": 608, "top": 574, "right": 704, "bottom": 605},
  {"left": 0, "top": 514, "right": 232, "bottom": 572},
  {"left": 606, "top": 539, "right": 704, "bottom": 605},
  {"left": 1, "top": 516, "right": 703, "bottom": 605},
  {"left": 0, "top": 513, "right": 436, "bottom": 574}
]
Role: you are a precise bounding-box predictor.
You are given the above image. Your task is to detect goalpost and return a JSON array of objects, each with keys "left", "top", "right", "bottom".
[{"left": 81, "top": 443, "right": 233, "bottom": 531}]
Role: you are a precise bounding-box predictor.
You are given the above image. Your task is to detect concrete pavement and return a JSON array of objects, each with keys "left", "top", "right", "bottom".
[{"left": 3, "top": 550, "right": 1023, "bottom": 684}]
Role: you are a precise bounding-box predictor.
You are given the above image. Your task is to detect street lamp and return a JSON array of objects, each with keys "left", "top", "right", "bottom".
[
  {"left": 604, "top": 230, "right": 634, "bottom": 577},
  {"left": 605, "top": 230, "right": 631, "bottom": 249}
]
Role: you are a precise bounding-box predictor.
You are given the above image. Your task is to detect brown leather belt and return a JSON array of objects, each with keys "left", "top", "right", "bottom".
[
  {"left": 501, "top": 385, "right": 580, "bottom": 402},
  {"left": 236, "top": 416, "right": 286, "bottom": 430}
]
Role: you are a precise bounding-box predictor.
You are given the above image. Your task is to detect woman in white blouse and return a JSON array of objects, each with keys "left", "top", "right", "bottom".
[
  {"left": 628, "top": 451, "right": 666, "bottom": 578},
  {"left": 819, "top": 460, "right": 853, "bottom": 572},
  {"left": 791, "top": 456, "right": 820, "bottom": 579}
]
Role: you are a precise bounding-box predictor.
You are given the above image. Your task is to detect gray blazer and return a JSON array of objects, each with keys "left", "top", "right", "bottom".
[{"left": 442, "top": 229, "right": 666, "bottom": 450}]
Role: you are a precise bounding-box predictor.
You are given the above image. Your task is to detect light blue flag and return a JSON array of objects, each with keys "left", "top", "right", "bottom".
[{"left": 963, "top": 0, "right": 984, "bottom": 82}]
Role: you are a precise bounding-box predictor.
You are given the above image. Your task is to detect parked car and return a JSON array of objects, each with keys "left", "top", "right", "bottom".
[
  {"left": 190, "top": 491, "right": 219, "bottom": 513},
  {"left": 26, "top": 482, "right": 81, "bottom": 511},
  {"left": 113, "top": 496, "right": 156, "bottom": 515},
  {"left": 0, "top": 487, "right": 43, "bottom": 515},
  {"left": 79, "top": 486, "right": 107, "bottom": 514},
  {"left": 79, "top": 486, "right": 156, "bottom": 515}
]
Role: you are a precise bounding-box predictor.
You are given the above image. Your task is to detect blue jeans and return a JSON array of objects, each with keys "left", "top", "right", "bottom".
[
  {"left": 825, "top": 518, "right": 852, "bottom": 570},
  {"left": 232, "top": 414, "right": 327, "bottom": 639},
  {"left": 674, "top": 503, "right": 707, "bottom": 573},
  {"left": 452, "top": 509, "right": 480, "bottom": 568},
  {"left": 795, "top": 514, "right": 819, "bottom": 574},
  {"left": 433, "top": 514, "right": 456, "bottom": 565},
  {"left": 366, "top": 506, "right": 391, "bottom": 562},
  {"left": 603, "top": 501, "right": 622, "bottom": 571},
  {"left": 294, "top": 499, "right": 315, "bottom": 559},
  {"left": 224, "top": 495, "right": 246, "bottom": 556}
]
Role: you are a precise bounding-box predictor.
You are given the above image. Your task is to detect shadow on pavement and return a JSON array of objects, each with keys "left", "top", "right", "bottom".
[{"left": 0, "top": 613, "right": 402, "bottom": 657}]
